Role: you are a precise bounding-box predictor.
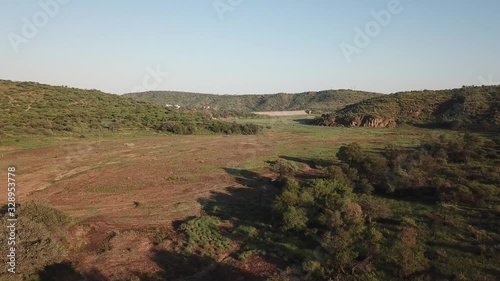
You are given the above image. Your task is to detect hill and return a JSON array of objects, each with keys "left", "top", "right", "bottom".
[
  {"left": 317, "top": 85, "right": 500, "bottom": 130},
  {"left": 124, "top": 90, "right": 382, "bottom": 112},
  {"left": 0, "top": 80, "right": 260, "bottom": 136}
]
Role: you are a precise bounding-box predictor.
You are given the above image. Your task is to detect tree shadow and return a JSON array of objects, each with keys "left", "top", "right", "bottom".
[
  {"left": 376, "top": 217, "right": 402, "bottom": 232},
  {"left": 480, "top": 267, "right": 500, "bottom": 279},
  {"left": 0, "top": 204, "right": 7, "bottom": 216},
  {"left": 293, "top": 118, "right": 315, "bottom": 125},
  {"left": 455, "top": 206, "right": 500, "bottom": 234},
  {"left": 37, "top": 262, "right": 108, "bottom": 281},
  {"left": 198, "top": 168, "right": 280, "bottom": 224},
  {"left": 134, "top": 249, "right": 264, "bottom": 281},
  {"left": 223, "top": 168, "right": 272, "bottom": 188},
  {"left": 427, "top": 241, "right": 481, "bottom": 255},
  {"left": 279, "top": 155, "right": 335, "bottom": 169},
  {"left": 37, "top": 253, "right": 264, "bottom": 281},
  {"left": 376, "top": 186, "right": 439, "bottom": 206},
  {"left": 172, "top": 216, "right": 197, "bottom": 230}
]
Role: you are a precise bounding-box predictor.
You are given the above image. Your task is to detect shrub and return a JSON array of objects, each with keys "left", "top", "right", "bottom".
[
  {"left": 389, "top": 227, "right": 429, "bottom": 277},
  {"left": 232, "top": 225, "right": 259, "bottom": 240},
  {"left": 356, "top": 195, "right": 392, "bottom": 224},
  {"left": 269, "top": 159, "right": 300, "bottom": 177},
  {"left": 179, "top": 216, "right": 231, "bottom": 259},
  {"left": 336, "top": 143, "right": 364, "bottom": 166},
  {"left": 356, "top": 178, "right": 374, "bottom": 194},
  {"left": 0, "top": 202, "right": 71, "bottom": 279},
  {"left": 326, "top": 165, "right": 351, "bottom": 186}
]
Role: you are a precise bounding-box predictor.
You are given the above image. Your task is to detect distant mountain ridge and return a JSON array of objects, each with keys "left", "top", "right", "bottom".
[{"left": 124, "top": 90, "right": 382, "bottom": 112}]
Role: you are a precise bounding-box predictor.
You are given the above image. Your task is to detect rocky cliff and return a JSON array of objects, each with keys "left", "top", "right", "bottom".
[{"left": 318, "top": 114, "right": 396, "bottom": 128}]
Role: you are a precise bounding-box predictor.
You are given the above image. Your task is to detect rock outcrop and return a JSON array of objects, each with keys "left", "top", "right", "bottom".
[{"left": 318, "top": 114, "right": 396, "bottom": 128}]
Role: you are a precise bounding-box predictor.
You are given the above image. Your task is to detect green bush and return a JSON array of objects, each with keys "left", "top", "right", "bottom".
[
  {"left": 179, "top": 216, "right": 232, "bottom": 259},
  {"left": 388, "top": 227, "right": 429, "bottom": 278},
  {"left": 269, "top": 159, "right": 300, "bottom": 177},
  {"left": 232, "top": 225, "right": 259, "bottom": 240},
  {"left": 0, "top": 202, "right": 71, "bottom": 280}
]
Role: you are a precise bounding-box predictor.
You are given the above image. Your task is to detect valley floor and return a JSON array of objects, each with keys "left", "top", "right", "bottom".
[{"left": 0, "top": 117, "right": 470, "bottom": 279}]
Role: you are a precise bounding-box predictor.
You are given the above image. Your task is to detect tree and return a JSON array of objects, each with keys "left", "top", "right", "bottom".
[
  {"left": 336, "top": 143, "right": 364, "bottom": 167},
  {"left": 356, "top": 195, "right": 392, "bottom": 224},
  {"left": 326, "top": 165, "right": 351, "bottom": 186},
  {"left": 282, "top": 206, "right": 308, "bottom": 231},
  {"left": 274, "top": 179, "right": 369, "bottom": 278},
  {"left": 389, "top": 227, "right": 429, "bottom": 277}
]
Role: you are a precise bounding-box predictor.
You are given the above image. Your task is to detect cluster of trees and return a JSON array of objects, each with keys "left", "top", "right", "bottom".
[
  {"left": 267, "top": 133, "right": 498, "bottom": 280},
  {"left": 272, "top": 178, "right": 429, "bottom": 280},
  {"left": 335, "top": 133, "right": 499, "bottom": 206},
  {"left": 157, "top": 121, "right": 261, "bottom": 135}
]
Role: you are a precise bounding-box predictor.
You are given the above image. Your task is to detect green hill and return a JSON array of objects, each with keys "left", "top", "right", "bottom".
[
  {"left": 317, "top": 86, "right": 500, "bottom": 130},
  {"left": 0, "top": 80, "right": 260, "bottom": 136},
  {"left": 125, "top": 90, "right": 381, "bottom": 112}
]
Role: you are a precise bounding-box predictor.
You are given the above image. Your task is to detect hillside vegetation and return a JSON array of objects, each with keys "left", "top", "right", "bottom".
[
  {"left": 0, "top": 80, "right": 260, "bottom": 136},
  {"left": 317, "top": 86, "right": 500, "bottom": 130},
  {"left": 125, "top": 90, "right": 381, "bottom": 112}
]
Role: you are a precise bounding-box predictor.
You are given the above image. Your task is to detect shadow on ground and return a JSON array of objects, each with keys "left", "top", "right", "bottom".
[
  {"left": 134, "top": 249, "right": 264, "bottom": 281},
  {"left": 36, "top": 250, "right": 264, "bottom": 281},
  {"left": 198, "top": 168, "right": 280, "bottom": 224},
  {"left": 279, "top": 155, "right": 335, "bottom": 169},
  {"left": 36, "top": 263, "right": 107, "bottom": 281},
  {"left": 293, "top": 118, "right": 316, "bottom": 126}
]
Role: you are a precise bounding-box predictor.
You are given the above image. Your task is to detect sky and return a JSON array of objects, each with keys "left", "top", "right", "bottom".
[{"left": 1, "top": 0, "right": 499, "bottom": 95}]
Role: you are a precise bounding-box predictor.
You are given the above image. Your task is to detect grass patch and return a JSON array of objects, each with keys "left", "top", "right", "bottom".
[{"left": 179, "top": 216, "right": 232, "bottom": 259}]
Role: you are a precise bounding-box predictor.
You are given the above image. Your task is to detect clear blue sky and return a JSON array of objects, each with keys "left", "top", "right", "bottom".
[{"left": 1, "top": 0, "right": 499, "bottom": 94}]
